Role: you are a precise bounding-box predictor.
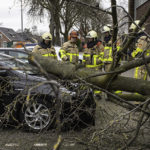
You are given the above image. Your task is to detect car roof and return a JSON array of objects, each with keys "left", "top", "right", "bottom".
[{"left": 0, "top": 48, "right": 30, "bottom": 53}]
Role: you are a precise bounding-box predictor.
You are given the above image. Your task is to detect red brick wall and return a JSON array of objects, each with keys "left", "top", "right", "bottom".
[
  {"left": 136, "top": 1, "right": 150, "bottom": 34},
  {"left": 0, "top": 32, "right": 10, "bottom": 47}
]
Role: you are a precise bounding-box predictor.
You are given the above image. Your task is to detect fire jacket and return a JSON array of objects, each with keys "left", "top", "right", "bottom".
[
  {"left": 103, "top": 38, "right": 121, "bottom": 63},
  {"left": 131, "top": 35, "right": 150, "bottom": 58},
  {"left": 32, "top": 42, "right": 57, "bottom": 59},
  {"left": 82, "top": 41, "right": 104, "bottom": 69},
  {"left": 131, "top": 35, "right": 150, "bottom": 80},
  {"left": 59, "top": 40, "right": 79, "bottom": 64}
]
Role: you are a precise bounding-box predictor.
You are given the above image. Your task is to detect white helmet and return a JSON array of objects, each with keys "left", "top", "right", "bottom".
[
  {"left": 42, "top": 32, "right": 52, "bottom": 40},
  {"left": 129, "top": 20, "right": 145, "bottom": 31},
  {"left": 86, "top": 30, "right": 98, "bottom": 38},
  {"left": 103, "top": 26, "right": 111, "bottom": 32},
  {"left": 102, "top": 24, "right": 112, "bottom": 33}
]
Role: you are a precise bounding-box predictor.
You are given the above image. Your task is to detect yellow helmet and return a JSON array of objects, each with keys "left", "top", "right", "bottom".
[
  {"left": 86, "top": 30, "right": 98, "bottom": 38},
  {"left": 42, "top": 32, "right": 52, "bottom": 40},
  {"left": 129, "top": 20, "right": 145, "bottom": 31}
]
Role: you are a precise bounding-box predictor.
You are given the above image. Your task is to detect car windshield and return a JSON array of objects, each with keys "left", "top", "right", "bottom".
[
  {"left": 0, "top": 53, "right": 37, "bottom": 75},
  {"left": 9, "top": 51, "right": 28, "bottom": 58},
  {"left": 0, "top": 48, "right": 29, "bottom": 63}
]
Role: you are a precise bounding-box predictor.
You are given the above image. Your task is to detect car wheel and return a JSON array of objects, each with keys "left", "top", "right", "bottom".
[{"left": 20, "top": 100, "right": 56, "bottom": 132}]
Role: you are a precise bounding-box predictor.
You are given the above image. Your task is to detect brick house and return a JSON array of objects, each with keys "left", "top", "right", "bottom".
[
  {"left": 0, "top": 27, "right": 24, "bottom": 48},
  {"left": 129, "top": 0, "right": 150, "bottom": 34},
  {"left": 0, "top": 27, "right": 39, "bottom": 48}
]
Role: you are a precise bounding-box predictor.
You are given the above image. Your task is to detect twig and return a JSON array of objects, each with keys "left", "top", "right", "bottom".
[
  {"left": 120, "top": 99, "right": 150, "bottom": 150},
  {"left": 75, "top": 75, "right": 150, "bottom": 116},
  {"left": 52, "top": 135, "right": 63, "bottom": 150}
]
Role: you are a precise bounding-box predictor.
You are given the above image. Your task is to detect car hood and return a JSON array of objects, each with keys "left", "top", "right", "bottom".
[{"left": 8, "top": 69, "right": 76, "bottom": 98}]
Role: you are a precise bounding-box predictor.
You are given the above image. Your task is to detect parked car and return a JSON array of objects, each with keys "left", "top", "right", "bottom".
[
  {"left": 0, "top": 48, "right": 29, "bottom": 62},
  {"left": 0, "top": 53, "right": 96, "bottom": 131},
  {"left": 0, "top": 47, "right": 62, "bottom": 61}
]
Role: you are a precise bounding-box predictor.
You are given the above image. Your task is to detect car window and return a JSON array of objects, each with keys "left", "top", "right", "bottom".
[
  {"left": 8, "top": 51, "right": 28, "bottom": 63},
  {"left": 0, "top": 52, "right": 39, "bottom": 74},
  {"left": 0, "top": 54, "right": 17, "bottom": 67},
  {"left": 9, "top": 51, "right": 28, "bottom": 58},
  {"left": 9, "top": 51, "right": 18, "bottom": 57},
  {"left": 0, "top": 51, "right": 4, "bottom": 53},
  {"left": 0, "top": 50, "right": 8, "bottom": 55}
]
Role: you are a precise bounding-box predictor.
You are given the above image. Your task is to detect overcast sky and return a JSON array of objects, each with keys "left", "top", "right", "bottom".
[
  {"left": 0, "top": 0, "right": 49, "bottom": 33},
  {"left": 0, "top": 0, "right": 127, "bottom": 34}
]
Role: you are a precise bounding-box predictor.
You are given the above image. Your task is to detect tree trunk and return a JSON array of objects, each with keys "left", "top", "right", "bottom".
[
  {"left": 128, "top": 0, "right": 135, "bottom": 29},
  {"left": 54, "top": 12, "right": 61, "bottom": 46},
  {"left": 31, "top": 54, "right": 150, "bottom": 96},
  {"left": 49, "top": 14, "right": 55, "bottom": 45},
  {"left": 64, "top": 24, "right": 69, "bottom": 42},
  {"left": 55, "top": 23, "right": 61, "bottom": 46}
]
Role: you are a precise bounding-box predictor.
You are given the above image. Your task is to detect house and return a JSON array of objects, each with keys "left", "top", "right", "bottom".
[
  {"left": 18, "top": 32, "right": 40, "bottom": 44},
  {"left": 0, "top": 27, "right": 39, "bottom": 48},
  {"left": 129, "top": 0, "right": 150, "bottom": 34},
  {"left": 0, "top": 27, "right": 24, "bottom": 48}
]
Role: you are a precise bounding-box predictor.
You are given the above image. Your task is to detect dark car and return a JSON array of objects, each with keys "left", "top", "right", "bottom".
[
  {"left": 0, "top": 53, "right": 96, "bottom": 131},
  {"left": 0, "top": 48, "right": 28, "bottom": 60}
]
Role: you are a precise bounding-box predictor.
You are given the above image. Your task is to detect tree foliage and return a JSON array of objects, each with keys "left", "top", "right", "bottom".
[{"left": 22, "top": 0, "right": 110, "bottom": 44}]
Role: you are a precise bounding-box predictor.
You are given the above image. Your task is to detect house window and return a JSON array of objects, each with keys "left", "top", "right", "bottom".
[{"left": 3, "top": 41, "right": 7, "bottom": 48}]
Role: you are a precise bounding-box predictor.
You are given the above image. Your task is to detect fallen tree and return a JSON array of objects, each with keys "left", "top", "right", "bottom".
[{"left": 30, "top": 53, "right": 150, "bottom": 96}]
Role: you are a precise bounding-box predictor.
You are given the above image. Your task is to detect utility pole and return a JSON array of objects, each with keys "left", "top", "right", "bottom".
[{"left": 21, "top": 0, "right": 23, "bottom": 34}]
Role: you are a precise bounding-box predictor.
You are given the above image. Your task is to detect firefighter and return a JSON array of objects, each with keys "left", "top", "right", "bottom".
[
  {"left": 102, "top": 24, "right": 122, "bottom": 72},
  {"left": 32, "top": 32, "right": 57, "bottom": 59},
  {"left": 103, "top": 24, "right": 112, "bottom": 46},
  {"left": 59, "top": 30, "right": 79, "bottom": 64},
  {"left": 82, "top": 30, "right": 104, "bottom": 70},
  {"left": 102, "top": 25, "right": 122, "bottom": 94},
  {"left": 130, "top": 20, "right": 150, "bottom": 81},
  {"left": 102, "top": 25, "right": 112, "bottom": 72},
  {"left": 83, "top": 30, "right": 104, "bottom": 98}
]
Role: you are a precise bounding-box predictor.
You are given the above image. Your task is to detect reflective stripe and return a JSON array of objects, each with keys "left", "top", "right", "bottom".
[
  {"left": 86, "top": 64, "right": 102, "bottom": 68},
  {"left": 104, "top": 46, "right": 112, "bottom": 62},
  {"left": 134, "top": 66, "right": 147, "bottom": 80},
  {"left": 131, "top": 48, "right": 143, "bottom": 58},
  {"left": 59, "top": 49, "right": 65, "bottom": 52},
  {"left": 100, "top": 52, "right": 104, "bottom": 57},
  {"left": 103, "top": 58, "right": 112, "bottom": 62},
  {"left": 83, "top": 54, "right": 91, "bottom": 57},
  {"left": 66, "top": 53, "right": 79, "bottom": 62},
  {"left": 144, "top": 71, "right": 147, "bottom": 80},
  {"left": 93, "top": 55, "right": 100, "bottom": 66},
  {"left": 117, "top": 46, "right": 120, "bottom": 51},
  {"left": 66, "top": 53, "right": 79, "bottom": 56},
  {"left": 115, "top": 90, "right": 122, "bottom": 94},
  {"left": 132, "top": 48, "right": 150, "bottom": 57},
  {"left": 94, "top": 90, "right": 102, "bottom": 94},
  {"left": 147, "top": 53, "right": 150, "bottom": 56},
  {"left": 104, "top": 46, "right": 110, "bottom": 50},
  {"left": 146, "top": 49, "right": 150, "bottom": 56},
  {"left": 83, "top": 54, "right": 103, "bottom": 66},
  {"left": 42, "top": 53, "right": 57, "bottom": 57},
  {"left": 59, "top": 49, "right": 67, "bottom": 59},
  {"left": 134, "top": 67, "right": 139, "bottom": 79}
]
